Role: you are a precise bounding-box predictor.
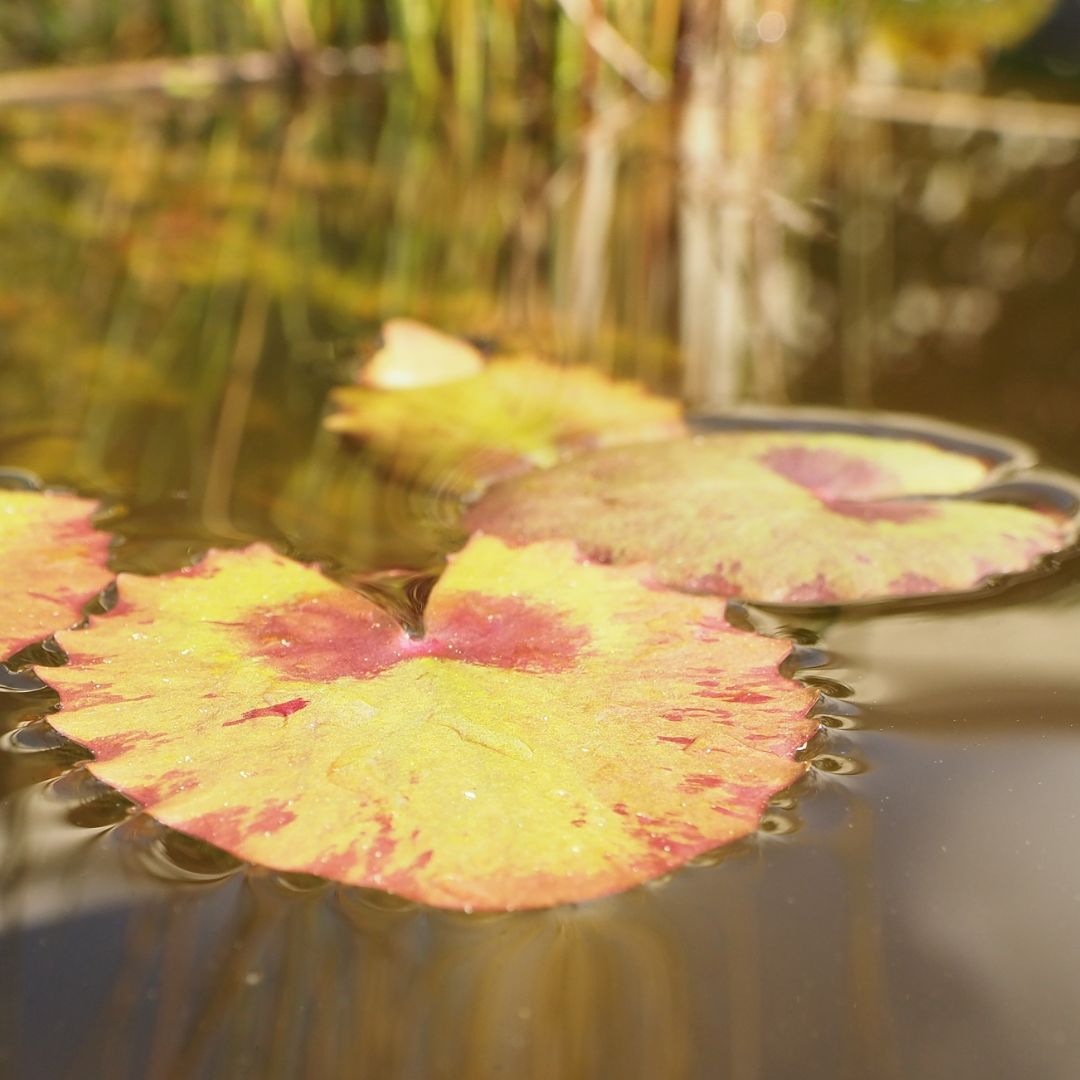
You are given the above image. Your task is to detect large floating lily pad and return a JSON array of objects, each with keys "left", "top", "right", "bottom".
[
  {"left": 45, "top": 538, "right": 816, "bottom": 910},
  {"left": 466, "top": 430, "right": 1075, "bottom": 604},
  {"left": 325, "top": 323, "right": 685, "bottom": 497},
  {"left": 0, "top": 491, "right": 111, "bottom": 659}
]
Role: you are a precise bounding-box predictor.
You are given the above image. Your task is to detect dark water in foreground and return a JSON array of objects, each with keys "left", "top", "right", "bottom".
[{"left": 1, "top": 77, "right": 1080, "bottom": 1079}]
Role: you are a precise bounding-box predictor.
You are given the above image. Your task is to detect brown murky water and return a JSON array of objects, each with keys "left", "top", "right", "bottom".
[{"left": 1, "top": 72, "right": 1079, "bottom": 1079}]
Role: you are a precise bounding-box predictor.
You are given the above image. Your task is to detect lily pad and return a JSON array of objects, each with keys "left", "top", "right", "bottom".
[
  {"left": 325, "top": 324, "right": 685, "bottom": 497},
  {"left": 0, "top": 491, "right": 112, "bottom": 659},
  {"left": 465, "top": 429, "right": 1076, "bottom": 605},
  {"left": 44, "top": 537, "right": 816, "bottom": 911},
  {"left": 361, "top": 319, "right": 486, "bottom": 389}
]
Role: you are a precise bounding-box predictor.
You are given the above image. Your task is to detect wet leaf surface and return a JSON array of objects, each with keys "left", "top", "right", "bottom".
[
  {"left": 466, "top": 430, "right": 1076, "bottom": 604},
  {"left": 43, "top": 537, "right": 816, "bottom": 910},
  {"left": 326, "top": 325, "right": 685, "bottom": 496},
  {"left": 0, "top": 491, "right": 112, "bottom": 659}
]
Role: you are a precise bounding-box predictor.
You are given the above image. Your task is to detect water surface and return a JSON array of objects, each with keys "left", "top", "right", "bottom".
[{"left": 1, "top": 75, "right": 1080, "bottom": 1079}]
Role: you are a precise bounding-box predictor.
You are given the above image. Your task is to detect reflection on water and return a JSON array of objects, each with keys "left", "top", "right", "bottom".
[
  {"left": 1, "top": 49, "right": 1080, "bottom": 1080},
  {"left": 2, "top": 776, "right": 697, "bottom": 1079}
]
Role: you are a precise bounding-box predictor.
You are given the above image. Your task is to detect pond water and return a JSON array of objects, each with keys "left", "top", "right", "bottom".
[{"left": 1, "top": 73, "right": 1079, "bottom": 1080}]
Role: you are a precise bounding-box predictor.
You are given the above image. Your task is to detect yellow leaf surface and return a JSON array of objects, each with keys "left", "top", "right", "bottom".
[
  {"left": 326, "top": 327, "right": 686, "bottom": 497},
  {"left": 0, "top": 491, "right": 111, "bottom": 658},
  {"left": 44, "top": 537, "right": 816, "bottom": 910},
  {"left": 466, "top": 431, "right": 1075, "bottom": 604},
  {"left": 361, "top": 319, "right": 485, "bottom": 389}
]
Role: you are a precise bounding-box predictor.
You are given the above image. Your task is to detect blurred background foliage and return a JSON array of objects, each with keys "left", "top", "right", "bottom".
[
  {"left": 0, "top": 0, "right": 1078, "bottom": 573},
  {"left": 0, "top": 1, "right": 1077, "bottom": 99}
]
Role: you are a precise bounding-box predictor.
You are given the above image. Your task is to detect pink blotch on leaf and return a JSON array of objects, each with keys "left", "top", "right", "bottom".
[
  {"left": 59, "top": 685, "right": 152, "bottom": 710},
  {"left": 251, "top": 801, "right": 297, "bottom": 834},
  {"left": 887, "top": 571, "right": 940, "bottom": 594},
  {"left": 180, "top": 799, "right": 296, "bottom": 849},
  {"left": 681, "top": 774, "right": 727, "bottom": 793},
  {"left": 124, "top": 768, "right": 198, "bottom": 806},
  {"left": 708, "top": 689, "right": 773, "bottom": 705},
  {"left": 314, "top": 844, "right": 361, "bottom": 879},
  {"left": 365, "top": 812, "right": 398, "bottom": 873},
  {"left": 248, "top": 592, "right": 589, "bottom": 682},
  {"left": 224, "top": 697, "right": 310, "bottom": 727},
  {"left": 428, "top": 593, "right": 590, "bottom": 672},
  {"left": 785, "top": 575, "right": 839, "bottom": 604},
  {"left": 825, "top": 498, "right": 935, "bottom": 524},
  {"left": 760, "top": 445, "right": 899, "bottom": 501},
  {"left": 658, "top": 735, "right": 696, "bottom": 747},
  {"left": 89, "top": 729, "right": 167, "bottom": 761},
  {"left": 682, "top": 562, "right": 743, "bottom": 596}
]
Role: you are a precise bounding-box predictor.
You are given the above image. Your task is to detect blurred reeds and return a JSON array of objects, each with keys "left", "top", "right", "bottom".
[
  {"left": 0, "top": 80, "right": 695, "bottom": 577},
  {"left": 0, "top": 2, "right": 1063, "bottom": 100},
  {"left": 0, "top": 0, "right": 687, "bottom": 108}
]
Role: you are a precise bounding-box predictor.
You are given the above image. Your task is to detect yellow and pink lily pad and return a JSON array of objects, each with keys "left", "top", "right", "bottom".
[
  {"left": 0, "top": 490, "right": 111, "bottom": 659},
  {"left": 44, "top": 538, "right": 817, "bottom": 911},
  {"left": 325, "top": 323, "right": 685, "bottom": 497},
  {"left": 465, "top": 430, "right": 1075, "bottom": 604}
]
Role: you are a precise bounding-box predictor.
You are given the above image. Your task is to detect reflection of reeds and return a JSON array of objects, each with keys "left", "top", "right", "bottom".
[
  {"left": 0, "top": 87, "right": 505, "bottom": 556},
  {"left": 2, "top": 18, "right": 1076, "bottom": 545},
  {"left": 0, "top": 78, "right": 696, "bottom": 570},
  {"left": 100, "top": 862, "right": 693, "bottom": 1078},
  {"left": 848, "top": 82, "right": 1080, "bottom": 139},
  {"left": 1, "top": 759, "right": 694, "bottom": 1080},
  {"left": 677, "top": 1, "right": 844, "bottom": 407}
]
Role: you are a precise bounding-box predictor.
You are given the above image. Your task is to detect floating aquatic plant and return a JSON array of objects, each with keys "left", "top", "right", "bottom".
[
  {"left": 5, "top": 321, "right": 1077, "bottom": 911},
  {"left": 466, "top": 430, "right": 1074, "bottom": 604},
  {"left": 0, "top": 490, "right": 111, "bottom": 659},
  {"left": 325, "top": 328, "right": 685, "bottom": 496},
  {"left": 43, "top": 538, "right": 816, "bottom": 910}
]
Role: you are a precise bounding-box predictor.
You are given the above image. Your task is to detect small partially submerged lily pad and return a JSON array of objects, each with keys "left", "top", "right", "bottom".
[
  {"left": 325, "top": 323, "right": 685, "bottom": 496},
  {"left": 361, "top": 319, "right": 486, "bottom": 389},
  {"left": 465, "top": 430, "right": 1075, "bottom": 605},
  {"left": 44, "top": 537, "right": 816, "bottom": 910},
  {"left": 0, "top": 491, "right": 112, "bottom": 659}
]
